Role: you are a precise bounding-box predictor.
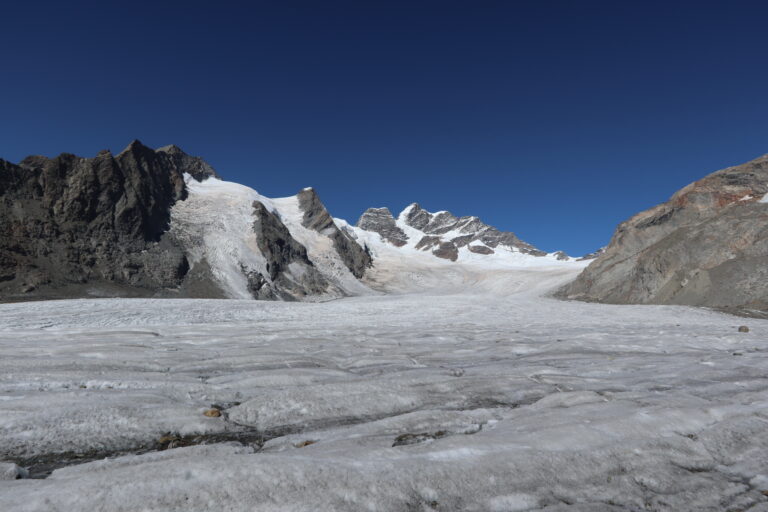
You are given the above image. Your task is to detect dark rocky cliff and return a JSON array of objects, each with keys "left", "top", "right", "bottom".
[{"left": 0, "top": 140, "right": 215, "bottom": 300}]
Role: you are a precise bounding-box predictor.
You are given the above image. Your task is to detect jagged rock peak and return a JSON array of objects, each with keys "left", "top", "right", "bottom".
[
  {"left": 155, "top": 143, "right": 220, "bottom": 181},
  {"left": 156, "top": 144, "right": 184, "bottom": 154},
  {"left": 400, "top": 203, "right": 431, "bottom": 231},
  {"left": 0, "top": 140, "right": 194, "bottom": 300},
  {"left": 296, "top": 188, "right": 372, "bottom": 278},
  {"left": 357, "top": 207, "right": 408, "bottom": 247},
  {"left": 110, "top": 141, "right": 218, "bottom": 181},
  {"left": 395, "top": 203, "right": 546, "bottom": 256},
  {"left": 117, "top": 139, "right": 153, "bottom": 156}
]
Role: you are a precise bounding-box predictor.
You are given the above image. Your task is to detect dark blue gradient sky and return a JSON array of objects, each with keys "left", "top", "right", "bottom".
[{"left": 2, "top": 1, "right": 767, "bottom": 254}]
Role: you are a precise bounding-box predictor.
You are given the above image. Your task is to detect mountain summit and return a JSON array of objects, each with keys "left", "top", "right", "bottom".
[{"left": 352, "top": 203, "right": 569, "bottom": 263}]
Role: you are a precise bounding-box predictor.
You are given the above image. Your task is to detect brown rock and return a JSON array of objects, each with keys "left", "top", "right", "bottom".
[
  {"left": 738, "top": 325, "right": 750, "bottom": 333},
  {"left": 467, "top": 244, "right": 494, "bottom": 255},
  {"left": 203, "top": 408, "right": 222, "bottom": 417},
  {"left": 432, "top": 241, "right": 459, "bottom": 261}
]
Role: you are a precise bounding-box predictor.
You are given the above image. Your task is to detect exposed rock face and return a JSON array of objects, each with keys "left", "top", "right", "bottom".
[
  {"left": 0, "top": 141, "right": 360, "bottom": 303},
  {"left": 414, "top": 236, "right": 441, "bottom": 251},
  {"left": 559, "top": 154, "right": 768, "bottom": 314},
  {"left": 356, "top": 207, "right": 408, "bottom": 247},
  {"left": 0, "top": 140, "right": 211, "bottom": 300},
  {"left": 252, "top": 200, "right": 312, "bottom": 280},
  {"left": 467, "top": 244, "right": 494, "bottom": 255},
  {"left": 432, "top": 241, "right": 459, "bottom": 261},
  {"left": 297, "top": 188, "right": 372, "bottom": 278},
  {"left": 156, "top": 144, "right": 220, "bottom": 181},
  {"left": 250, "top": 200, "right": 332, "bottom": 300}
]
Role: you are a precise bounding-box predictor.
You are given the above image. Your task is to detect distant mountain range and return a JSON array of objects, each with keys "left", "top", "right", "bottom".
[
  {"left": 0, "top": 141, "right": 579, "bottom": 302},
  {"left": 2, "top": 141, "right": 767, "bottom": 315}
]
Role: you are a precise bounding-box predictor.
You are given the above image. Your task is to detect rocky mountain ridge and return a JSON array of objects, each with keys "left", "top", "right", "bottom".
[
  {"left": 353, "top": 203, "right": 570, "bottom": 262},
  {"left": 0, "top": 141, "right": 372, "bottom": 302},
  {"left": 559, "top": 153, "right": 768, "bottom": 316}
]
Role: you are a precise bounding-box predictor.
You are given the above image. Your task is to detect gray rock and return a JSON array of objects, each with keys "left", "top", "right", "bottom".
[
  {"left": 297, "top": 188, "right": 371, "bottom": 278},
  {"left": 415, "top": 236, "right": 441, "bottom": 251},
  {"left": 356, "top": 207, "right": 408, "bottom": 247},
  {"left": 0, "top": 140, "right": 208, "bottom": 301},
  {"left": 467, "top": 245, "right": 494, "bottom": 255},
  {"left": 433, "top": 241, "right": 459, "bottom": 261},
  {"left": 156, "top": 144, "right": 219, "bottom": 181},
  {"left": 559, "top": 154, "right": 768, "bottom": 315},
  {"left": 251, "top": 200, "right": 331, "bottom": 300}
]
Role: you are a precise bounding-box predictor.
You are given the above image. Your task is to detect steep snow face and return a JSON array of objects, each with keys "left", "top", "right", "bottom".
[
  {"left": 271, "top": 194, "right": 375, "bottom": 297},
  {"left": 170, "top": 176, "right": 372, "bottom": 301},
  {"left": 352, "top": 203, "right": 578, "bottom": 266},
  {"left": 170, "top": 175, "right": 274, "bottom": 299}
]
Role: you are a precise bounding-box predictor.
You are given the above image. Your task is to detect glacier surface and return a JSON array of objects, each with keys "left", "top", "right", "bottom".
[{"left": 1, "top": 265, "right": 767, "bottom": 511}]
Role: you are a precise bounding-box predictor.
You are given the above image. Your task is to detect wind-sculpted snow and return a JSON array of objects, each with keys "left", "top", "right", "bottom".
[{"left": 1, "top": 266, "right": 768, "bottom": 511}]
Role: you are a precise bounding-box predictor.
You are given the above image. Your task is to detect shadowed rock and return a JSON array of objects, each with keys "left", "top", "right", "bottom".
[
  {"left": 0, "top": 140, "right": 215, "bottom": 300},
  {"left": 251, "top": 200, "right": 331, "bottom": 300},
  {"left": 297, "top": 188, "right": 372, "bottom": 278}
]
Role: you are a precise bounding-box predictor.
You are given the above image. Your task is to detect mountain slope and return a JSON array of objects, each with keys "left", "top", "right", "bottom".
[
  {"left": 0, "top": 142, "right": 373, "bottom": 302},
  {"left": 0, "top": 141, "right": 198, "bottom": 299},
  {"left": 559, "top": 153, "right": 768, "bottom": 315}
]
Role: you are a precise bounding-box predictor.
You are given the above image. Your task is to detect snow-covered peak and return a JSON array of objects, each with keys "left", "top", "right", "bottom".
[{"left": 353, "top": 202, "right": 581, "bottom": 267}]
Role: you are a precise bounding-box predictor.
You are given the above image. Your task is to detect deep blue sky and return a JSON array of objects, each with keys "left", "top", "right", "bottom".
[{"left": 2, "top": 1, "right": 767, "bottom": 255}]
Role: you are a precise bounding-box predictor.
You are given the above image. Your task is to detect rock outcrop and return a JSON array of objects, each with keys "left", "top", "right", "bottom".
[
  {"left": 0, "top": 140, "right": 210, "bottom": 300},
  {"left": 250, "top": 200, "right": 331, "bottom": 300},
  {"left": 0, "top": 141, "right": 372, "bottom": 302},
  {"left": 356, "top": 207, "right": 408, "bottom": 247},
  {"left": 559, "top": 154, "right": 768, "bottom": 315},
  {"left": 297, "top": 188, "right": 372, "bottom": 278}
]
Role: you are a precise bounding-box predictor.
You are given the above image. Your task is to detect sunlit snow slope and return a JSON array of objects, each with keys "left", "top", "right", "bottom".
[{"left": 170, "top": 175, "right": 374, "bottom": 301}]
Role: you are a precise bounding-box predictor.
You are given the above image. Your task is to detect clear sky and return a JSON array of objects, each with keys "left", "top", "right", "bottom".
[{"left": 2, "top": 1, "right": 767, "bottom": 255}]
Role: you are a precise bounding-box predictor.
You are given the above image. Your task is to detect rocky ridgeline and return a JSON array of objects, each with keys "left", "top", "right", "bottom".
[
  {"left": 0, "top": 140, "right": 206, "bottom": 299},
  {"left": 559, "top": 154, "right": 768, "bottom": 315},
  {"left": 296, "top": 188, "right": 371, "bottom": 278},
  {"left": 356, "top": 203, "right": 553, "bottom": 261},
  {"left": 0, "top": 141, "right": 371, "bottom": 302}
]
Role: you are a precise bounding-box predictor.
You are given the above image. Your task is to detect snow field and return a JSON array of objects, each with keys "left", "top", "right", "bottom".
[{"left": 0, "top": 266, "right": 767, "bottom": 511}]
